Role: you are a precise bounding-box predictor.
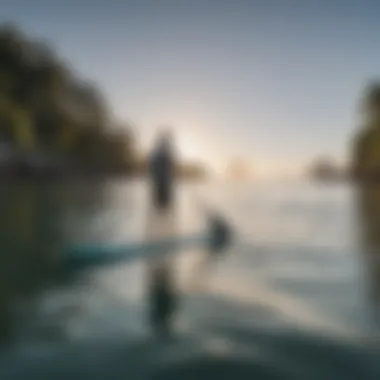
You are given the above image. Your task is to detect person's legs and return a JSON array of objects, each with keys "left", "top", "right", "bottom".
[{"left": 153, "top": 183, "right": 172, "bottom": 210}]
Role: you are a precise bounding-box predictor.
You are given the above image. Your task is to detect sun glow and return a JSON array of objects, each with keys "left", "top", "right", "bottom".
[
  {"left": 176, "top": 134, "right": 204, "bottom": 161},
  {"left": 144, "top": 124, "right": 223, "bottom": 173}
]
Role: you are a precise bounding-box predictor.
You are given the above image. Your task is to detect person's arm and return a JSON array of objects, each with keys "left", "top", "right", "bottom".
[
  {"left": 167, "top": 146, "right": 177, "bottom": 180},
  {"left": 148, "top": 152, "right": 157, "bottom": 181}
]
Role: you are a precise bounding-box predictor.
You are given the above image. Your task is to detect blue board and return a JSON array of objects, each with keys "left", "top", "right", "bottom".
[
  {"left": 61, "top": 214, "right": 232, "bottom": 271},
  {"left": 62, "top": 234, "right": 207, "bottom": 270}
]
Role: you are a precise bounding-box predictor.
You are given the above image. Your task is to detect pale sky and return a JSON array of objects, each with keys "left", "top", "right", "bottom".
[{"left": 2, "top": 0, "right": 380, "bottom": 176}]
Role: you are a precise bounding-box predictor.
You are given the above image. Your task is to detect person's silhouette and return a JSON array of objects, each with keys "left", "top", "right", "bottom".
[
  {"left": 147, "top": 129, "right": 178, "bottom": 337},
  {"left": 149, "top": 130, "right": 175, "bottom": 211}
]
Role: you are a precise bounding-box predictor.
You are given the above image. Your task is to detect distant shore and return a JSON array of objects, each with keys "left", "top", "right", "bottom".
[
  {"left": 0, "top": 152, "right": 208, "bottom": 182},
  {"left": 0, "top": 165, "right": 208, "bottom": 183}
]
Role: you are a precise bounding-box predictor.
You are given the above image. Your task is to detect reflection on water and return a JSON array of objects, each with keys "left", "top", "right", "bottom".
[
  {"left": 0, "top": 180, "right": 380, "bottom": 378},
  {"left": 145, "top": 201, "right": 179, "bottom": 336},
  {"left": 0, "top": 181, "right": 145, "bottom": 343},
  {"left": 356, "top": 184, "right": 380, "bottom": 321},
  {"left": 0, "top": 183, "right": 60, "bottom": 343}
]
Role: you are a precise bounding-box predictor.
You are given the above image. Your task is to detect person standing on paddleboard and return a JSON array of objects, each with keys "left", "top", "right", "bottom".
[{"left": 147, "top": 128, "right": 178, "bottom": 337}]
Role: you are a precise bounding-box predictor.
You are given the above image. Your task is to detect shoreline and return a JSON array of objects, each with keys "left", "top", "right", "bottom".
[{"left": 0, "top": 172, "right": 208, "bottom": 184}]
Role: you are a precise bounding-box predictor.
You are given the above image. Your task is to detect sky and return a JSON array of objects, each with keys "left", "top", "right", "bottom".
[{"left": 2, "top": 0, "right": 380, "bottom": 176}]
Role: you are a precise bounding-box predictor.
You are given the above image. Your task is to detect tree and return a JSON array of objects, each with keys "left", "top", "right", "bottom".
[
  {"left": 0, "top": 23, "right": 136, "bottom": 173},
  {"left": 351, "top": 82, "right": 380, "bottom": 181}
]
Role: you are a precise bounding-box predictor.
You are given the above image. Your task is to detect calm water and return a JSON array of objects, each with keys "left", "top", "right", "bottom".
[{"left": 0, "top": 179, "right": 379, "bottom": 379}]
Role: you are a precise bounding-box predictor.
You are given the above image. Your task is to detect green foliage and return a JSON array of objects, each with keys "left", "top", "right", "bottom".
[
  {"left": 0, "top": 23, "right": 135, "bottom": 172},
  {"left": 352, "top": 82, "right": 380, "bottom": 178}
]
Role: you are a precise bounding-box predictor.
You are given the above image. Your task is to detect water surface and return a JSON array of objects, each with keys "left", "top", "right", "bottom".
[{"left": 0, "top": 179, "right": 379, "bottom": 379}]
